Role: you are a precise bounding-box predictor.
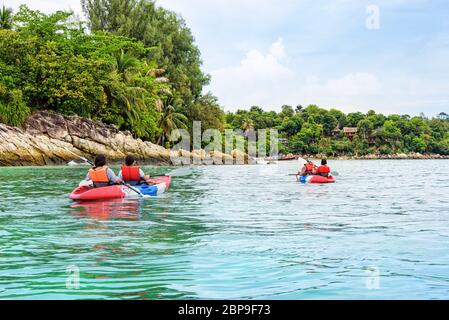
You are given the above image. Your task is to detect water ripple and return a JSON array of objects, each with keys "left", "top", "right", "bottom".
[{"left": 0, "top": 161, "right": 448, "bottom": 299}]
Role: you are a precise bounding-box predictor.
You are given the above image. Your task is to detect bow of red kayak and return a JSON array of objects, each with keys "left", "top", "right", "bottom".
[{"left": 70, "top": 185, "right": 125, "bottom": 201}]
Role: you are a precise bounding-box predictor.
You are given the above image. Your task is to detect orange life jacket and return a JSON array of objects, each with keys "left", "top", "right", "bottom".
[
  {"left": 88, "top": 166, "right": 110, "bottom": 183},
  {"left": 305, "top": 162, "right": 315, "bottom": 174},
  {"left": 316, "top": 165, "right": 330, "bottom": 176},
  {"left": 121, "top": 166, "right": 141, "bottom": 182}
]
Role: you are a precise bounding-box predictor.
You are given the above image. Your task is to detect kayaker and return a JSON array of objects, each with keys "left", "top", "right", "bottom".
[
  {"left": 315, "top": 159, "right": 331, "bottom": 177},
  {"left": 299, "top": 160, "right": 316, "bottom": 176},
  {"left": 118, "top": 155, "right": 150, "bottom": 186},
  {"left": 85, "top": 154, "right": 122, "bottom": 187}
]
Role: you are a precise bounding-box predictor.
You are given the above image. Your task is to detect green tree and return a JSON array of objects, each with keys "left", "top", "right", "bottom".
[
  {"left": 346, "top": 112, "right": 365, "bottom": 127},
  {"left": 158, "top": 96, "right": 188, "bottom": 146},
  {"left": 101, "top": 50, "right": 148, "bottom": 128},
  {"left": 357, "top": 119, "right": 374, "bottom": 139},
  {"left": 320, "top": 111, "right": 338, "bottom": 135},
  {"left": 329, "top": 108, "right": 347, "bottom": 128},
  {"left": 249, "top": 105, "right": 263, "bottom": 114},
  {"left": 281, "top": 114, "right": 303, "bottom": 137},
  {"left": 382, "top": 120, "right": 402, "bottom": 152},
  {"left": 295, "top": 104, "right": 303, "bottom": 113},
  {"left": 334, "top": 137, "right": 354, "bottom": 155},
  {"left": 0, "top": 5, "right": 13, "bottom": 29},
  {"left": 280, "top": 105, "right": 294, "bottom": 118},
  {"left": 436, "top": 112, "right": 449, "bottom": 121},
  {"left": 410, "top": 136, "right": 427, "bottom": 153},
  {"left": 82, "top": 0, "right": 210, "bottom": 107},
  {"left": 241, "top": 117, "right": 254, "bottom": 133},
  {"left": 186, "top": 93, "right": 225, "bottom": 131},
  {"left": 352, "top": 135, "right": 369, "bottom": 156},
  {"left": 289, "top": 122, "right": 322, "bottom": 154},
  {"left": 0, "top": 84, "right": 30, "bottom": 126}
]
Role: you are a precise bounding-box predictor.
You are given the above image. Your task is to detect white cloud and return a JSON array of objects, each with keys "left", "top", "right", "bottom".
[
  {"left": 209, "top": 38, "right": 384, "bottom": 112},
  {"left": 210, "top": 38, "right": 296, "bottom": 109}
]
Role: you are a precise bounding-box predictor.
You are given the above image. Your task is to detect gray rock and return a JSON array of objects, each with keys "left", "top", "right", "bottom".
[{"left": 0, "top": 111, "right": 252, "bottom": 166}]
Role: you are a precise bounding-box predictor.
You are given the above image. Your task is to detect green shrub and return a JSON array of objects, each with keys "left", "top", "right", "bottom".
[{"left": 0, "top": 85, "right": 30, "bottom": 126}]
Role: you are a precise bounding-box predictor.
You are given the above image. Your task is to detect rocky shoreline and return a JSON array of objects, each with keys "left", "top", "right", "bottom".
[
  {"left": 0, "top": 111, "right": 252, "bottom": 166},
  {"left": 1, "top": 111, "right": 447, "bottom": 166}
]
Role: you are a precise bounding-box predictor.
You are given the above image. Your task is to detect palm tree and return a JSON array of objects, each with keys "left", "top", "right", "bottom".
[
  {"left": 241, "top": 117, "right": 254, "bottom": 137},
  {"left": 0, "top": 5, "right": 13, "bottom": 29},
  {"left": 113, "top": 50, "right": 140, "bottom": 81},
  {"left": 158, "top": 97, "right": 188, "bottom": 147},
  {"left": 437, "top": 112, "right": 449, "bottom": 121},
  {"left": 102, "top": 50, "right": 147, "bottom": 126}
]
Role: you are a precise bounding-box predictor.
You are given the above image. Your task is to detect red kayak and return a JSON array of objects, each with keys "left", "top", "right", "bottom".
[
  {"left": 298, "top": 175, "right": 336, "bottom": 184},
  {"left": 69, "top": 176, "right": 171, "bottom": 201}
]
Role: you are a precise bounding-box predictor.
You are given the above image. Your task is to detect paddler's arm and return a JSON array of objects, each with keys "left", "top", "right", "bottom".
[
  {"left": 107, "top": 168, "right": 123, "bottom": 185},
  {"left": 140, "top": 169, "right": 150, "bottom": 181}
]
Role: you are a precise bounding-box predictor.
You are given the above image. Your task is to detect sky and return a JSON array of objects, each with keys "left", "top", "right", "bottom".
[{"left": 3, "top": 0, "right": 449, "bottom": 116}]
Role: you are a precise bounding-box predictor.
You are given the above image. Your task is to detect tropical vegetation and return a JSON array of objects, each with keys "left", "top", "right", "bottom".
[
  {"left": 0, "top": 2, "right": 223, "bottom": 145},
  {"left": 225, "top": 106, "right": 449, "bottom": 156}
]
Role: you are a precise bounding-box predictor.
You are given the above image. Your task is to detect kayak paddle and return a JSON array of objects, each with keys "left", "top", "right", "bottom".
[
  {"left": 164, "top": 167, "right": 192, "bottom": 177},
  {"left": 289, "top": 172, "right": 339, "bottom": 177},
  {"left": 297, "top": 157, "right": 307, "bottom": 165},
  {"left": 122, "top": 182, "right": 147, "bottom": 198},
  {"left": 64, "top": 147, "right": 94, "bottom": 166}
]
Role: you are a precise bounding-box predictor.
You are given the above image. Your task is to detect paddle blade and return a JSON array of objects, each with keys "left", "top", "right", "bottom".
[
  {"left": 165, "top": 167, "right": 192, "bottom": 177},
  {"left": 297, "top": 157, "right": 307, "bottom": 165}
]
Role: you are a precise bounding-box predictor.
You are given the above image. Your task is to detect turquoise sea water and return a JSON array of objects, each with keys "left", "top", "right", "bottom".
[{"left": 0, "top": 160, "right": 448, "bottom": 299}]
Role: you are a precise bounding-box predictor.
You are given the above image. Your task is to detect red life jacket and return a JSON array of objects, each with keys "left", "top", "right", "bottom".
[
  {"left": 121, "top": 166, "right": 141, "bottom": 182},
  {"left": 88, "top": 166, "right": 110, "bottom": 183},
  {"left": 305, "top": 162, "right": 315, "bottom": 174},
  {"left": 316, "top": 165, "right": 330, "bottom": 176}
]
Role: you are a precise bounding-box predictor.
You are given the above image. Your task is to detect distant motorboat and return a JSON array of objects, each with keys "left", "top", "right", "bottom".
[{"left": 278, "top": 154, "right": 298, "bottom": 161}]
